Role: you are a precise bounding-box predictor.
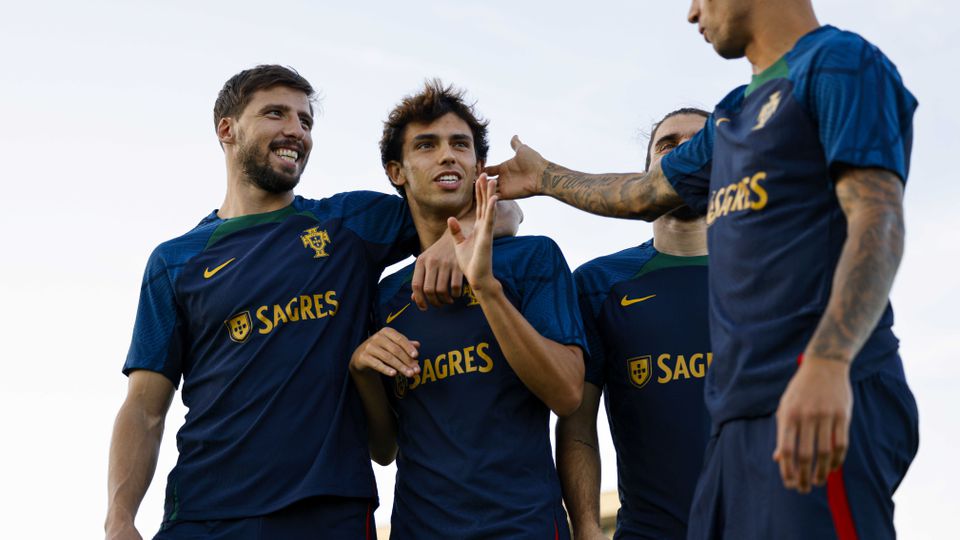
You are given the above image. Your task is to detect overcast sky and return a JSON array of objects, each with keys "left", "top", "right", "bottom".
[{"left": 1, "top": 1, "right": 956, "bottom": 538}]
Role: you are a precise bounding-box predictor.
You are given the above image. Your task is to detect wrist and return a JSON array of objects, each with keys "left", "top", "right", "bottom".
[
  {"left": 800, "top": 353, "right": 852, "bottom": 374},
  {"left": 104, "top": 510, "right": 135, "bottom": 532},
  {"left": 470, "top": 277, "right": 502, "bottom": 298}
]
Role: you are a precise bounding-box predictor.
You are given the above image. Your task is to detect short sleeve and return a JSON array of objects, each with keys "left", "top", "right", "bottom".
[
  {"left": 660, "top": 119, "right": 715, "bottom": 215},
  {"left": 329, "top": 191, "right": 418, "bottom": 266},
  {"left": 512, "top": 238, "right": 588, "bottom": 352},
  {"left": 573, "top": 270, "right": 606, "bottom": 388},
  {"left": 811, "top": 36, "right": 917, "bottom": 182},
  {"left": 123, "top": 248, "right": 187, "bottom": 387}
]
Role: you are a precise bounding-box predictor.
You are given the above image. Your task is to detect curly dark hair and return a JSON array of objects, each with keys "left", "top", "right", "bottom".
[{"left": 380, "top": 79, "right": 489, "bottom": 196}]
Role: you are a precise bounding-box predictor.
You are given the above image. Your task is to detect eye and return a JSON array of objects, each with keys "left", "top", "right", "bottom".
[
  {"left": 657, "top": 142, "right": 677, "bottom": 153},
  {"left": 300, "top": 118, "right": 313, "bottom": 130},
  {"left": 454, "top": 141, "right": 470, "bottom": 148},
  {"left": 415, "top": 142, "right": 433, "bottom": 150}
]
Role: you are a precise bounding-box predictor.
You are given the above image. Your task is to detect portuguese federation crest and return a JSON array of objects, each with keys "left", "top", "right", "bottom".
[
  {"left": 628, "top": 355, "right": 653, "bottom": 389},
  {"left": 300, "top": 227, "right": 331, "bottom": 258},
  {"left": 225, "top": 311, "right": 252, "bottom": 343},
  {"left": 753, "top": 90, "right": 782, "bottom": 131}
]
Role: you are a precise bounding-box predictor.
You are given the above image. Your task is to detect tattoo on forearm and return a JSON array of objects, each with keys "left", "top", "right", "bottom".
[
  {"left": 808, "top": 169, "right": 904, "bottom": 363},
  {"left": 539, "top": 163, "right": 682, "bottom": 220}
]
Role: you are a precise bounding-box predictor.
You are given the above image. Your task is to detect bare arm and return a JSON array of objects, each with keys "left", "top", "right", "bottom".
[
  {"left": 349, "top": 327, "right": 421, "bottom": 465},
  {"left": 556, "top": 383, "right": 607, "bottom": 540},
  {"left": 449, "top": 176, "right": 584, "bottom": 416},
  {"left": 105, "top": 370, "right": 175, "bottom": 540},
  {"left": 485, "top": 136, "right": 685, "bottom": 220},
  {"left": 774, "top": 167, "right": 905, "bottom": 493}
]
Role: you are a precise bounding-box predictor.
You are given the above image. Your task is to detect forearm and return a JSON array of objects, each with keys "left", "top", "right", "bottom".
[
  {"left": 806, "top": 170, "right": 905, "bottom": 363},
  {"left": 556, "top": 400, "right": 603, "bottom": 536},
  {"left": 538, "top": 161, "right": 683, "bottom": 220},
  {"left": 105, "top": 402, "right": 165, "bottom": 532},
  {"left": 473, "top": 280, "right": 583, "bottom": 415},
  {"left": 350, "top": 368, "right": 398, "bottom": 465}
]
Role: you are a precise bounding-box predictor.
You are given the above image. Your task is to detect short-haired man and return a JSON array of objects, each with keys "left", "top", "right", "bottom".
[
  {"left": 557, "top": 108, "right": 712, "bottom": 540},
  {"left": 348, "top": 81, "right": 586, "bottom": 539},
  {"left": 104, "top": 66, "right": 514, "bottom": 540},
  {"left": 488, "top": 1, "right": 919, "bottom": 538}
]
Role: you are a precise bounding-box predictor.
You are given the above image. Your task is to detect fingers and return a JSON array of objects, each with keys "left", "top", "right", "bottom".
[
  {"left": 796, "top": 418, "right": 817, "bottom": 493},
  {"left": 774, "top": 416, "right": 798, "bottom": 490},
  {"left": 830, "top": 415, "right": 849, "bottom": 471},
  {"left": 450, "top": 267, "right": 464, "bottom": 299},
  {"left": 448, "top": 217, "right": 466, "bottom": 243},
  {"left": 357, "top": 329, "right": 420, "bottom": 377},
  {"left": 483, "top": 162, "right": 501, "bottom": 178},
  {"left": 411, "top": 257, "right": 427, "bottom": 310},
  {"left": 813, "top": 418, "right": 833, "bottom": 486}
]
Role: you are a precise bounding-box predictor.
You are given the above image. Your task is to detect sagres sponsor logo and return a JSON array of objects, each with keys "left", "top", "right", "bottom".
[
  {"left": 463, "top": 284, "right": 481, "bottom": 306},
  {"left": 300, "top": 227, "right": 331, "bottom": 258},
  {"left": 753, "top": 90, "right": 781, "bottom": 131},
  {"left": 224, "top": 291, "right": 340, "bottom": 343},
  {"left": 405, "top": 342, "right": 494, "bottom": 392},
  {"left": 225, "top": 311, "right": 252, "bottom": 343},
  {"left": 628, "top": 356, "right": 652, "bottom": 389},
  {"left": 706, "top": 171, "right": 769, "bottom": 226}
]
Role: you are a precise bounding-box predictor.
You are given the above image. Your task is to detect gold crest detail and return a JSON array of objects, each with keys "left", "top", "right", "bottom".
[
  {"left": 394, "top": 374, "right": 409, "bottom": 399},
  {"left": 463, "top": 284, "right": 480, "bottom": 306},
  {"left": 628, "top": 356, "right": 652, "bottom": 389},
  {"left": 225, "top": 311, "right": 252, "bottom": 343},
  {"left": 300, "top": 227, "right": 331, "bottom": 258},
  {"left": 753, "top": 90, "right": 782, "bottom": 131}
]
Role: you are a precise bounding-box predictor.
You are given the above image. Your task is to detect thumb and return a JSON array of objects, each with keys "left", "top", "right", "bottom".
[
  {"left": 447, "top": 216, "right": 466, "bottom": 243},
  {"left": 510, "top": 135, "right": 524, "bottom": 152}
]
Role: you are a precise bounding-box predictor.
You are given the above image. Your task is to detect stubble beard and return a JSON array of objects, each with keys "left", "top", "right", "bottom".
[{"left": 238, "top": 139, "right": 303, "bottom": 195}]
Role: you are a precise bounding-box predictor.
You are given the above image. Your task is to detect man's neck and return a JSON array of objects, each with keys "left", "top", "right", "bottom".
[
  {"left": 652, "top": 216, "right": 707, "bottom": 257},
  {"left": 745, "top": 1, "right": 820, "bottom": 73},
  {"left": 217, "top": 174, "right": 294, "bottom": 219},
  {"left": 410, "top": 201, "right": 475, "bottom": 252}
]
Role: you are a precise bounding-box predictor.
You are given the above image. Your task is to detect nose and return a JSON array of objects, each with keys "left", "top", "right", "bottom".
[
  {"left": 437, "top": 142, "right": 456, "bottom": 164},
  {"left": 687, "top": 0, "right": 699, "bottom": 24}
]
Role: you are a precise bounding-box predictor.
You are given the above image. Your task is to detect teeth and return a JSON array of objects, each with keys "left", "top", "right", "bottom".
[
  {"left": 274, "top": 148, "right": 299, "bottom": 162},
  {"left": 437, "top": 175, "right": 459, "bottom": 183}
]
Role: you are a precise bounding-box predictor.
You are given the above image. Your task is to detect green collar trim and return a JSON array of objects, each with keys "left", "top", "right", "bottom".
[
  {"left": 206, "top": 205, "right": 313, "bottom": 248},
  {"left": 745, "top": 58, "right": 789, "bottom": 98},
  {"left": 632, "top": 252, "right": 708, "bottom": 279}
]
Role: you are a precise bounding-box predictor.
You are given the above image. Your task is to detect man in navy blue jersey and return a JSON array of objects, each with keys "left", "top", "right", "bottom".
[
  {"left": 104, "top": 66, "right": 518, "bottom": 540},
  {"left": 348, "top": 80, "right": 586, "bottom": 539},
  {"left": 557, "top": 108, "right": 711, "bottom": 540},
  {"left": 488, "top": 1, "right": 919, "bottom": 538}
]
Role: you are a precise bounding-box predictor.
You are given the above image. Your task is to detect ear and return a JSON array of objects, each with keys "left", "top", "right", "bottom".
[
  {"left": 217, "top": 117, "right": 235, "bottom": 145},
  {"left": 386, "top": 161, "right": 406, "bottom": 190}
]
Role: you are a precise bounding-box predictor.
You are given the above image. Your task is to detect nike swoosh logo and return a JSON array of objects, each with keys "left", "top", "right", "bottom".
[
  {"left": 203, "top": 258, "right": 236, "bottom": 279},
  {"left": 715, "top": 117, "right": 731, "bottom": 126},
  {"left": 386, "top": 303, "right": 411, "bottom": 324},
  {"left": 621, "top": 294, "right": 656, "bottom": 307}
]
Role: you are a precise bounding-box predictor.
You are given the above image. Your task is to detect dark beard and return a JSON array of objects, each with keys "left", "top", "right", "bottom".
[
  {"left": 668, "top": 204, "right": 702, "bottom": 221},
  {"left": 238, "top": 142, "right": 301, "bottom": 194}
]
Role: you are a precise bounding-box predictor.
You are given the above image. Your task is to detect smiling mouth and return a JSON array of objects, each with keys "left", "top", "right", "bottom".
[
  {"left": 273, "top": 148, "right": 299, "bottom": 163},
  {"left": 434, "top": 173, "right": 462, "bottom": 185}
]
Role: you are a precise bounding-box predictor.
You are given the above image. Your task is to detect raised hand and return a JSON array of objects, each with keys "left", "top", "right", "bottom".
[
  {"left": 483, "top": 136, "right": 547, "bottom": 200},
  {"left": 447, "top": 174, "right": 499, "bottom": 292}
]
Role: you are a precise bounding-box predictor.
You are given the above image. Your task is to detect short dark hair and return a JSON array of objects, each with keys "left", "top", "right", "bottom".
[
  {"left": 645, "top": 107, "right": 710, "bottom": 170},
  {"left": 380, "top": 79, "right": 490, "bottom": 196},
  {"left": 213, "top": 65, "right": 315, "bottom": 129}
]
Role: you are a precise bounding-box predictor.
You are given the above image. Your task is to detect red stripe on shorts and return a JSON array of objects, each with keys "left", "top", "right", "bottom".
[
  {"left": 365, "top": 502, "right": 372, "bottom": 540},
  {"left": 827, "top": 468, "right": 859, "bottom": 540}
]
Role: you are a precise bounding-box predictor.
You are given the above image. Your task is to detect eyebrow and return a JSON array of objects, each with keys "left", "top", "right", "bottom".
[
  {"left": 412, "top": 132, "right": 472, "bottom": 142},
  {"left": 257, "top": 103, "right": 313, "bottom": 122}
]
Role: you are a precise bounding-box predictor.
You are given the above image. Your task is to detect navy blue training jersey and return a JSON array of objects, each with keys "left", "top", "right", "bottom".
[
  {"left": 377, "top": 236, "right": 587, "bottom": 539},
  {"left": 123, "top": 192, "right": 416, "bottom": 523},
  {"left": 575, "top": 240, "right": 711, "bottom": 539},
  {"left": 660, "top": 25, "right": 917, "bottom": 426}
]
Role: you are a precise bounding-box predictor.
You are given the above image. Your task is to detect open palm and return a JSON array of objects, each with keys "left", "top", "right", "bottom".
[{"left": 448, "top": 174, "right": 499, "bottom": 291}]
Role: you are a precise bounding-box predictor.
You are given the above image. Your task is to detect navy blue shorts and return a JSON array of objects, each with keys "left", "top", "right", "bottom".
[
  {"left": 154, "top": 496, "right": 376, "bottom": 540},
  {"left": 687, "top": 366, "right": 918, "bottom": 540}
]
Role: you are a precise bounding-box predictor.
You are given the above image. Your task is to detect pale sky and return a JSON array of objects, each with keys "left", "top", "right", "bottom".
[{"left": 1, "top": 1, "right": 956, "bottom": 538}]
